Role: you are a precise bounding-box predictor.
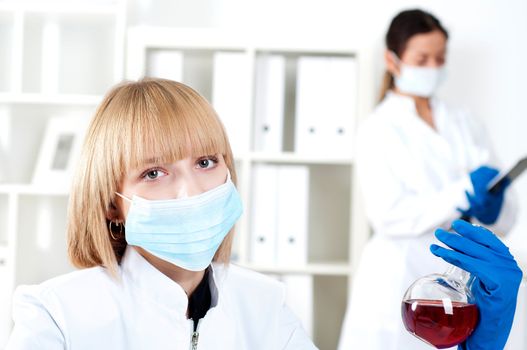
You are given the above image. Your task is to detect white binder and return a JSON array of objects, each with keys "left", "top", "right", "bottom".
[
  {"left": 295, "top": 56, "right": 327, "bottom": 155},
  {"left": 250, "top": 164, "right": 278, "bottom": 264},
  {"left": 147, "top": 50, "right": 184, "bottom": 82},
  {"left": 276, "top": 165, "right": 309, "bottom": 265},
  {"left": 212, "top": 52, "right": 251, "bottom": 157},
  {"left": 295, "top": 56, "right": 357, "bottom": 156},
  {"left": 326, "top": 57, "right": 357, "bottom": 156},
  {"left": 282, "top": 274, "right": 314, "bottom": 338},
  {"left": 253, "top": 54, "right": 286, "bottom": 152}
]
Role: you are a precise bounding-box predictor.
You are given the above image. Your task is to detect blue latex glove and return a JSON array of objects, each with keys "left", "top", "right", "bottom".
[
  {"left": 430, "top": 220, "right": 523, "bottom": 350},
  {"left": 459, "top": 166, "right": 509, "bottom": 225}
]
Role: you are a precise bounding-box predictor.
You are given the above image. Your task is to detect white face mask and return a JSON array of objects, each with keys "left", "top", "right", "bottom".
[
  {"left": 116, "top": 172, "right": 243, "bottom": 271},
  {"left": 391, "top": 52, "right": 446, "bottom": 97}
]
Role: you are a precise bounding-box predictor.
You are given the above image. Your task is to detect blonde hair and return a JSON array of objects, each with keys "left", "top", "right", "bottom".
[{"left": 67, "top": 78, "right": 238, "bottom": 276}]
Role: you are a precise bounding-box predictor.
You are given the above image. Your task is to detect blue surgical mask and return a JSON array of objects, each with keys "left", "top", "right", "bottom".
[
  {"left": 391, "top": 51, "right": 446, "bottom": 97},
  {"left": 116, "top": 172, "right": 243, "bottom": 271}
]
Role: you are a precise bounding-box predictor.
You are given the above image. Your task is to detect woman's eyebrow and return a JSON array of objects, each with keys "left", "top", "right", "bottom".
[
  {"left": 141, "top": 158, "right": 163, "bottom": 165},
  {"left": 414, "top": 51, "right": 428, "bottom": 56}
]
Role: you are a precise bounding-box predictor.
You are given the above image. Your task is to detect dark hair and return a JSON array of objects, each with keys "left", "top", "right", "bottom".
[{"left": 379, "top": 9, "right": 449, "bottom": 100}]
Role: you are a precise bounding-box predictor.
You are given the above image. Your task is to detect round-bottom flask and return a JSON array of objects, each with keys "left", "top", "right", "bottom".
[{"left": 401, "top": 266, "right": 479, "bottom": 349}]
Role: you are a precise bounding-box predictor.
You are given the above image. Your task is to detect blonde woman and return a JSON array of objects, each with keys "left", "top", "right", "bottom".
[{"left": 6, "top": 79, "right": 317, "bottom": 349}]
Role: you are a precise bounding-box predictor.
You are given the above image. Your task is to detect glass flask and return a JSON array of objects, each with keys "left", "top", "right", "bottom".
[{"left": 401, "top": 265, "right": 479, "bottom": 349}]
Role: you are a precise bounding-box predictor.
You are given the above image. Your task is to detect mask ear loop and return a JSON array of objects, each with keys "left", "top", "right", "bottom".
[
  {"left": 388, "top": 51, "right": 403, "bottom": 74},
  {"left": 387, "top": 51, "right": 404, "bottom": 84},
  {"left": 115, "top": 192, "right": 132, "bottom": 202},
  {"left": 389, "top": 50, "right": 401, "bottom": 64}
]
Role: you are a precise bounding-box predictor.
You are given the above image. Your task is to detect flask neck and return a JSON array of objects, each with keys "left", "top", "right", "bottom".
[{"left": 445, "top": 265, "right": 474, "bottom": 287}]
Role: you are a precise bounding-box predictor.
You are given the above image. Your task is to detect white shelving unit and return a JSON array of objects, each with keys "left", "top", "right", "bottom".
[
  {"left": 0, "top": 6, "right": 376, "bottom": 348},
  {"left": 127, "top": 27, "right": 375, "bottom": 350},
  {"left": 0, "top": 0, "right": 126, "bottom": 346}
]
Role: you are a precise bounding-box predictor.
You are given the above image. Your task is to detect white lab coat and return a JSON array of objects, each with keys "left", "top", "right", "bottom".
[
  {"left": 6, "top": 246, "right": 317, "bottom": 350},
  {"left": 338, "top": 92, "right": 517, "bottom": 350}
]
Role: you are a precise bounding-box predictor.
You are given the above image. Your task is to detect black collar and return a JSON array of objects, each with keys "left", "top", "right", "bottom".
[{"left": 188, "top": 266, "right": 212, "bottom": 331}]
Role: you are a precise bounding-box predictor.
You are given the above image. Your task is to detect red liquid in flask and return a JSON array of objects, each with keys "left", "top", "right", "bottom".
[{"left": 402, "top": 299, "right": 478, "bottom": 349}]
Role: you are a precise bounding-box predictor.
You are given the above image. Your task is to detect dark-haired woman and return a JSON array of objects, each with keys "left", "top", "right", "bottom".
[{"left": 338, "top": 9, "right": 519, "bottom": 350}]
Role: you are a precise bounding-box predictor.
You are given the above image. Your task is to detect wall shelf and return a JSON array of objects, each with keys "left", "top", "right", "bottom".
[
  {"left": 0, "top": 93, "right": 102, "bottom": 105},
  {"left": 0, "top": 1, "right": 121, "bottom": 15},
  {"left": 239, "top": 262, "right": 351, "bottom": 276},
  {"left": 0, "top": 184, "right": 70, "bottom": 196},
  {"left": 248, "top": 152, "right": 354, "bottom": 165},
  {"left": 0, "top": 16, "right": 376, "bottom": 350}
]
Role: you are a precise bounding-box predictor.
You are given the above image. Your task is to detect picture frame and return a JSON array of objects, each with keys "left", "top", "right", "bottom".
[{"left": 32, "top": 115, "right": 88, "bottom": 189}]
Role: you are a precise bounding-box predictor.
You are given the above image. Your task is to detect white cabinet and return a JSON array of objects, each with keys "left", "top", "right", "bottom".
[
  {"left": 127, "top": 27, "right": 375, "bottom": 350},
  {"left": 0, "top": 1, "right": 126, "bottom": 347}
]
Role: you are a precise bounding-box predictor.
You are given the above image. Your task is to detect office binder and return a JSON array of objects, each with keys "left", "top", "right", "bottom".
[
  {"left": 253, "top": 54, "right": 286, "bottom": 152},
  {"left": 326, "top": 56, "right": 357, "bottom": 156},
  {"left": 250, "top": 164, "right": 279, "bottom": 264},
  {"left": 295, "top": 56, "right": 357, "bottom": 156},
  {"left": 295, "top": 56, "right": 326, "bottom": 155},
  {"left": 212, "top": 51, "right": 251, "bottom": 157},
  {"left": 276, "top": 165, "right": 309, "bottom": 265}
]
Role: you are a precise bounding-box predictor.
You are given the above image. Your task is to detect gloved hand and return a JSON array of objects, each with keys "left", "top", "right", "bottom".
[
  {"left": 430, "top": 219, "right": 523, "bottom": 350},
  {"left": 459, "top": 165, "right": 509, "bottom": 225}
]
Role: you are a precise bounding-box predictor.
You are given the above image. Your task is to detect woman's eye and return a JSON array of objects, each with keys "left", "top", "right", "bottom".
[
  {"left": 146, "top": 170, "right": 159, "bottom": 179},
  {"left": 197, "top": 157, "right": 218, "bottom": 169},
  {"left": 141, "top": 168, "right": 167, "bottom": 181}
]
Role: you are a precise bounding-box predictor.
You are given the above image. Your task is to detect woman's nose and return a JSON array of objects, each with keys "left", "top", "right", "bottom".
[{"left": 175, "top": 175, "right": 203, "bottom": 199}]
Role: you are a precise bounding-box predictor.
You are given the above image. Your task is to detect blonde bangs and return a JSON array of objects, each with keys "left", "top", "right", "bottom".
[{"left": 107, "top": 79, "right": 229, "bottom": 177}]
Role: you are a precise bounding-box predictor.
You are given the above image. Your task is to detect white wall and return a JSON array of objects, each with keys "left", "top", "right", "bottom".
[{"left": 130, "top": 0, "right": 527, "bottom": 266}]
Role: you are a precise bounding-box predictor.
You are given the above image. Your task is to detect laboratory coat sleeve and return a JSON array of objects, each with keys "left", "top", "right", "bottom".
[
  {"left": 278, "top": 305, "right": 318, "bottom": 350},
  {"left": 5, "top": 285, "right": 66, "bottom": 350},
  {"left": 356, "top": 120, "right": 472, "bottom": 237}
]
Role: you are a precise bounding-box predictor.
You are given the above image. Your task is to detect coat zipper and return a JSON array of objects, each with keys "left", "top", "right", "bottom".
[{"left": 189, "top": 319, "right": 202, "bottom": 350}]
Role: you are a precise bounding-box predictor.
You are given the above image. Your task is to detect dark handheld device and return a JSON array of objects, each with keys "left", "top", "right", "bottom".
[
  {"left": 486, "top": 157, "right": 527, "bottom": 194},
  {"left": 460, "top": 156, "right": 527, "bottom": 222}
]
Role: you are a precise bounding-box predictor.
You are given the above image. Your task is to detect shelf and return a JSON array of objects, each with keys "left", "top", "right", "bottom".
[
  {"left": 0, "top": 92, "right": 102, "bottom": 105},
  {"left": 0, "top": 184, "right": 70, "bottom": 196},
  {"left": 128, "top": 27, "right": 248, "bottom": 51},
  {"left": 0, "top": 2, "right": 127, "bottom": 346},
  {"left": 129, "top": 27, "right": 361, "bottom": 54},
  {"left": 0, "top": 1, "right": 121, "bottom": 15},
  {"left": 248, "top": 152, "right": 353, "bottom": 165},
  {"left": 239, "top": 262, "right": 351, "bottom": 276}
]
